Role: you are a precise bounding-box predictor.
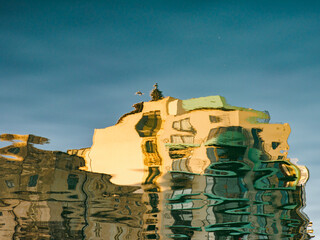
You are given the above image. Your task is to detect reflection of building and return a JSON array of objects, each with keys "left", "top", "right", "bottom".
[
  {"left": 0, "top": 91, "right": 312, "bottom": 239},
  {"left": 75, "top": 93, "right": 311, "bottom": 239},
  {"left": 85, "top": 95, "right": 292, "bottom": 183},
  {"left": 0, "top": 134, "right": 146, "bottom": 240}
]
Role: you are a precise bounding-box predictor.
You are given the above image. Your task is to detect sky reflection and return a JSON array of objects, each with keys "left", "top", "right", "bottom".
[{"left": 0, "top": 0, "right": 319, "bottom": 236}]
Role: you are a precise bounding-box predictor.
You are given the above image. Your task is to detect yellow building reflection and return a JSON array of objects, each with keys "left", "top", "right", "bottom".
[{"left": 83, "top": 94, "right": 307, "bottom": 188}]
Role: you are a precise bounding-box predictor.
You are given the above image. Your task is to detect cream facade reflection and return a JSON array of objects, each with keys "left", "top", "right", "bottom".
[{"left": 85, "top": 95, "right": 303, "bottom": 185}]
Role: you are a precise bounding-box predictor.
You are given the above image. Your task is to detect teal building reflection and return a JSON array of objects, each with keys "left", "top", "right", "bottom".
[{"left": 164, "top": 125, "right": 311, "bottom": 239}]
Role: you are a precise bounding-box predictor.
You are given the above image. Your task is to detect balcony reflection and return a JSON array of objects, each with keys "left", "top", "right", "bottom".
[{"left": 0, "top": 92, "right": 313, "bottom": 239}]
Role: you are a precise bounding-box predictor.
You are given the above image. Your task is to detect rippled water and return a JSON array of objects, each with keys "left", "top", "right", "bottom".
[
  {"left": 0, "top": 95, "right": 314, "bottom": 239},
  {"left": 0, "top": 134, "right": 311, "bottom": 239}
]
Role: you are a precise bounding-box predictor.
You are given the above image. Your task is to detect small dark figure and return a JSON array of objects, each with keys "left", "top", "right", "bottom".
[
  {"left": 135, "top": 91, "right": 144, "bottom": 96},
  {"left": 150, "top": 83, "right": 164, "bottom": 101}
]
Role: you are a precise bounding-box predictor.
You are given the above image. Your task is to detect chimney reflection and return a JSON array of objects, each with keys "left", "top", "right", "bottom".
[{"left": 0, "top": 92, "right": 313, "bottom": 239}]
